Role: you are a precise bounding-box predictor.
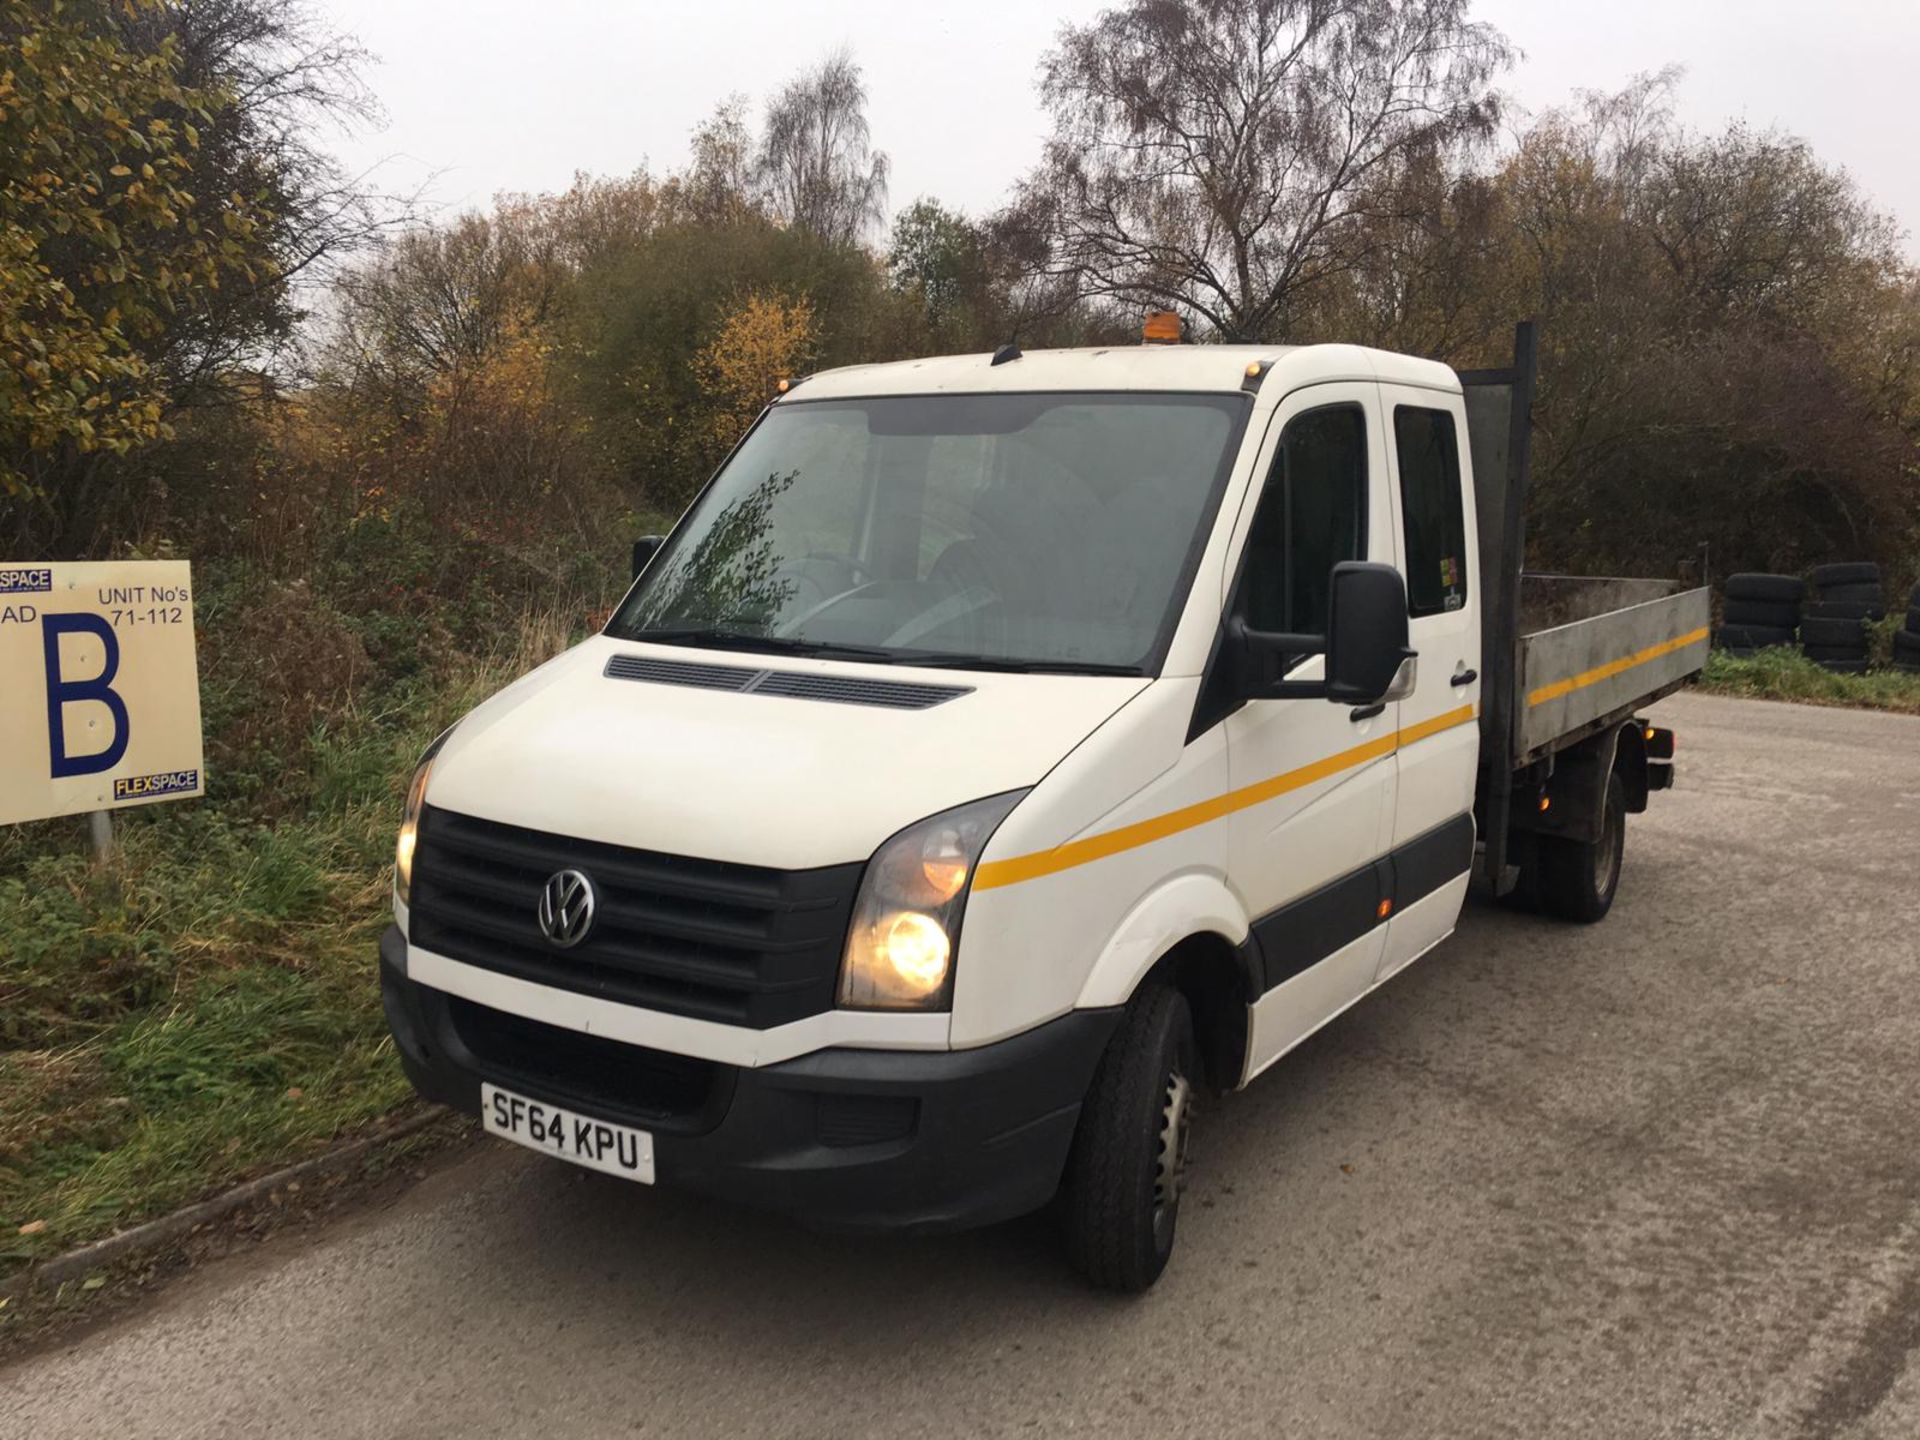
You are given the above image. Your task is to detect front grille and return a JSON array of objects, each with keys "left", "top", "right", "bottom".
[
  {"left": 408, "top": 806, "right": 863, "bottom": 1029},
  {"left": 441, "top": 993, "right": 729, "bottom": 1131}
]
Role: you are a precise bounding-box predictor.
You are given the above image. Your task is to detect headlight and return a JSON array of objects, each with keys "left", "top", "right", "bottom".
[
  {"left": 394, "top": 731, "right": 453, "bottom": 905},
  {"left": 838, "top": 791, "right": 1026, "bottom": 1011}
]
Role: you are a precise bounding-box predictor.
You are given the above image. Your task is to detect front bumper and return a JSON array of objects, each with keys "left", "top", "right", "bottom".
[{"left": 380, "top": 925, "right": 1120, "bottom": 1233}]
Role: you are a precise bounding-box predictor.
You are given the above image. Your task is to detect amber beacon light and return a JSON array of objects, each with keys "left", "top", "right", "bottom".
[{"left": 1141, "top": 310, "right": 1184, "bottom": 344}]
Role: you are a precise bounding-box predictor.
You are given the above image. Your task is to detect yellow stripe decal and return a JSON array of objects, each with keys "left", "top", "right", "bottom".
[
  {"left": 1525, "top": 626, "right": 1710, "bottom": 709},
  {"left": 972, "top": 703, "right": 1478, "bottom": 892}
]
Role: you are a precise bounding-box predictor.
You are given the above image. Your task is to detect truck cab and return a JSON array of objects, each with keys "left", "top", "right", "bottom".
[{"left": 380, "top": 330, "right": 1701, "bottom": 1290}]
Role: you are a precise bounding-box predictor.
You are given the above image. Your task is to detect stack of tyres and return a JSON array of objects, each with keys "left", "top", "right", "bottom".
[
  {"left": 1715, "top": 573, "right": 1803, "bottom": 655},
  {"left": 1895, "top": 582, "right": 1920, "bottom": 674},
  {"left": 1801, "top": 563, "right": 1883, "bottom": 673}
]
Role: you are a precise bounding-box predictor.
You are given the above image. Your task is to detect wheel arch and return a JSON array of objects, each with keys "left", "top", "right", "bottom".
[
  {"left": 1073, "top": 871, "right": 1257, "bottom": 1092},
  {"left": 1148, "top": 932, "right": 1255, "bottom": 1092},
  {"left": 1515, "top": 717, "right": 1647, "bottom": 845}
]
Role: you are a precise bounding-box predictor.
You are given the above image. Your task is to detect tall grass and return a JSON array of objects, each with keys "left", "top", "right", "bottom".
[
  {"left": 1696, "top": 646, "right": 1920, "bottom": 714},
  {"left": 0, "top": 601, "right": 591, "bottom": 1270}
]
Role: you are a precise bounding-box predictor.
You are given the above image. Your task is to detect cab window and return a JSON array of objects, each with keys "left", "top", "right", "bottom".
[
  {"left": 1393, "top": 406, "right": 1468, "bottom": 617},
  {"left": 1240, "top": 405, "right": 1368, "bottom": 637}
]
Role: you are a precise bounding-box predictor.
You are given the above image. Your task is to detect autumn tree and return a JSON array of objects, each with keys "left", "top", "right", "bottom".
[
  {"left": 0, "top": 0, "right": 273, "bottom": 500},
  {"left": 1016, "top": 0, "right": 1510, "bottom": 340},
  {"left": 696, "top": 291, "right": 816, "bottom": 455},
  {"left": 2, "top": 0, "right": 387, "bottom": 553}
]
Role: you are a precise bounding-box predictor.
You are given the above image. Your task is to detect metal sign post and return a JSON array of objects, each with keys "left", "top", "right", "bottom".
[{"left": 89, "top": 808, "right": 115, "bottom": 863}]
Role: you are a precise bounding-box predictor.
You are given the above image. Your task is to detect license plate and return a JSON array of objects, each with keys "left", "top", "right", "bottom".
[{"left": 480, "top": 1083, "right": 655, "bottom": 1184}]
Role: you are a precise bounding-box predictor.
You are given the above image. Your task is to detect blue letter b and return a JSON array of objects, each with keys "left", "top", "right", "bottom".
[{"left": 43, "top": 614, "right": 130, "bottom": 778}]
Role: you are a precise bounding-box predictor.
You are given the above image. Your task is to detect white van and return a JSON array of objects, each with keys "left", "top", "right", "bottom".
[{"left": 381, "top": 322, "right": 1707, "bottom": 1289}]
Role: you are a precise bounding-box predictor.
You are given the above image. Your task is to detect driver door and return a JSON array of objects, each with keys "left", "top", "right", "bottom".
[{"left": 1227, "top": 385, "right": 1400, "bottom": 1080}]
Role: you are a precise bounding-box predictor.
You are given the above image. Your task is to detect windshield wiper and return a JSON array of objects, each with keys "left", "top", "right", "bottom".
[{"left": 621, "top": 627, "right": 901, "bottom": 662}]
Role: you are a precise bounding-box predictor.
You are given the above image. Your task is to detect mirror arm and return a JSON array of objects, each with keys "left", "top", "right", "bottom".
[
  {"left": 1236, "top": 622, "right": 1325, "bottom": 654},
  {"left": 1228, "top": 618, "right": 1329, "bottom": 700},
  {"left": 1266, "top": 678, "right": 1332, "bottom": 699}
]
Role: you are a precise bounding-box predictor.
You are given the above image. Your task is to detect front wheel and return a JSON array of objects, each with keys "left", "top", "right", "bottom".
[
  {"left": 1063, "top": 984, "right": 1197, "bottom": 1293},
  {"left": 1537, "top": 772, "right": 1627, "bottom": 923}
]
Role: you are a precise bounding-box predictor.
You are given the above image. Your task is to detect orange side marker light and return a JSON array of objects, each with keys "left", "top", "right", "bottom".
[{"left": 1377, "top": 898, "right": 1393, "bottom": 920}]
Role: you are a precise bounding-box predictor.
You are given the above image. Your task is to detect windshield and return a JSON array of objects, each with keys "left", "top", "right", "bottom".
[{"left": 607, "top": 392, "right": 1248, "bottom": 673}]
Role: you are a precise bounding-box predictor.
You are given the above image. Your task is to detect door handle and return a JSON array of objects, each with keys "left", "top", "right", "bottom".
[
  {"left": 1449, "top": 668, "right": 1478, "bottom": 687},
  {"left": 1349, "top": 702, "right": 1386, "bottom": 723}
]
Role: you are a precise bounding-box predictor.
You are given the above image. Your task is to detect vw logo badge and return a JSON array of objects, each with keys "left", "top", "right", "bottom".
[{"left": 537, "top": 869, "right": 597, "bottom": 949}]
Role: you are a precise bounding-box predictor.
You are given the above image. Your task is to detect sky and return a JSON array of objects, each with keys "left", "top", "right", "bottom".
[{"left": 316, "top": 0, "right": 1920, "bottom": 254}]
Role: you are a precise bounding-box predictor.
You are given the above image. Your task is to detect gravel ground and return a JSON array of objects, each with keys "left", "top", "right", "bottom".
[{"left": 5, "top": 690, "right": 1918, "bottom": 1440}]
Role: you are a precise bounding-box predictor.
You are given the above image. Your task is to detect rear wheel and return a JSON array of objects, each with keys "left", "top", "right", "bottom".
[
  {"left": 1064, "top": 984, "right": 1196, "bottom": 1293},
  {"left": 1538, "top": 773, "right": 1626, "bottom": 923}
]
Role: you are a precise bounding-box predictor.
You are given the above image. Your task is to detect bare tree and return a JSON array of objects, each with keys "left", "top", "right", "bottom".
[
  {"left": 758, "top": 50, "right": 890, "bottom": 246},
  {"left": 126, "top": 0, "right": 401, "bottom": 395},
  {"left": 330, "top": 213, "right": 559, "bottom": 399},
  {"left": 1018, "top": 0, "right": 1511, "bottom": 339}
]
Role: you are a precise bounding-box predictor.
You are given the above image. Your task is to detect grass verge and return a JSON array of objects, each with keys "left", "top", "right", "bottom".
[
  {"left": 0, "top": 609, "right": 579, "bottom": 1275},
  {"left": 1696, "top": 647, "right": 1920, "bottom": 714}
]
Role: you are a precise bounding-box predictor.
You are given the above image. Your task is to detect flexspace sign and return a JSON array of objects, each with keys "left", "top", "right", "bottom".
[{"left": 0, "top": 560, "right": 206, "bottom": 825}]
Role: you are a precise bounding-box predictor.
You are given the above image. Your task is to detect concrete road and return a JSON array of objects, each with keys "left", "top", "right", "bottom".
[{"left": 6, "top": 692, "right": 1919, "bottom": 1440}]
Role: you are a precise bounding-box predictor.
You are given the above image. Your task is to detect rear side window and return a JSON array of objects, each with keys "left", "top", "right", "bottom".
[
  {"left": 1393, "top": 406, "right": 1468, "bottom": 617},
  {"left": 1240, "top": 405, "right": 1367, "bottom": 636}
]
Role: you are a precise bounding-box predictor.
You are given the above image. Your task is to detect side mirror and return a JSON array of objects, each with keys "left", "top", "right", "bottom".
[
  {"left": 1229, "top": 561, "right": 1416, "bottom": 704},
  {"left": 630, "top": 535, "right": 665, "bottom": 580},
  {"left": 1324, "top": 561, "right": 1415, "bottom": 704}
]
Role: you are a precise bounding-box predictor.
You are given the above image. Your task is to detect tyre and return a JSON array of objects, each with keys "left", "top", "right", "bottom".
[
  {"left": 1802, "top": 643, "right": 1870, "bottom": 662},
  {"left": 1896, "top": 628, "right": 1920, "bottom": 656},
  {"left": 1715, "top": 624, "right": 1794, "bottom": 650},
  {"left": 1818, "top": 582, "right": 1885, "bottom": 606},
  {"left": 1724, "top": 573, "right": 1806, "bottom": 604},
  {"left": 1800, "top": 615, "right": 1869, "bottom": 647},
  {"left": 1804, "top": 599, "right": 1886, "bottom": 622},
  {"left": 1909, "top": 582, "right": 1920, "bottom": 610},
  {"left": 1721, "top": 598, "right": 1800, "bottom": 630},
  {"left": 1064, "top": 985, "right": 1197, "bottom": 1293},
  {"left": 1810, "top": 562, "right": 1879, "bottom": 589},
  {"left": 1810, "top": 656, "right": 1869, "bottom": 674},
  {"left": 1905, "top": 608, "right": 1920, "bottom": 637},
  {"left": 1537, "top": 773, "right": 1626, "bottom": 924}
]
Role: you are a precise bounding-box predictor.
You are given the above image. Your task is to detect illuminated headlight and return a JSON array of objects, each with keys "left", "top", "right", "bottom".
[
  {"left": 838, "top": 791, "right": 1026, "bottom": 1010},
  {"left": 394, "top": 732, "right": 452, "bottom": 906}
]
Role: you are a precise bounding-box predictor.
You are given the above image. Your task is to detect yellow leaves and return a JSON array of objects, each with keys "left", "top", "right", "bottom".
[
  {"left": 695, "top": 290, "right": 817, "bottom": 446},
  {"left": 3, "top": 0, "right": 269, "bottom": 479}
]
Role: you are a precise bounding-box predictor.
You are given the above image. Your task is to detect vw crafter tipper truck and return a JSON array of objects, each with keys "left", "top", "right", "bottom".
[{"left": 380, "top": 320, "right": 1707, "bottom": 1290}]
